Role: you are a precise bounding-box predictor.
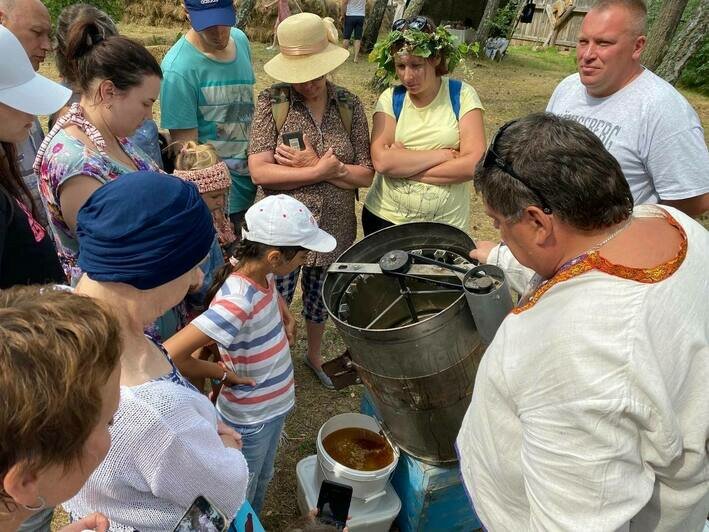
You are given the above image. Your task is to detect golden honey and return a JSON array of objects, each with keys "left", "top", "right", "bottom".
[{"left": 322, "top": 427, "right": 394, "bottom": 471}]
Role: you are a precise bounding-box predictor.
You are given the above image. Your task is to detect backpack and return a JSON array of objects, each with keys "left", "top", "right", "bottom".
[
  {"left": 269, "top": 83, "right": 357, "bottom": 136},
  {"left": 392, "top": 78, "right": 463, "bottom": 121}
]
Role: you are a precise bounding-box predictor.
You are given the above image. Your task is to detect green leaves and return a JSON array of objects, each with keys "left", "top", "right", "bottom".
[
  {"left": 368, "top": 26, "right": 478, "bottom": 90},
  {"left": 45, "top": 0, "right": 124, "bottom": 23}
]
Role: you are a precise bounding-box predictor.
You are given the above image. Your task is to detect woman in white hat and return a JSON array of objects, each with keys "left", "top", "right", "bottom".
[
  {"left": 248, "top": 12, "right": 374, "bottom": 388},
  {"left": 0, "top": 25, "right": 70, "bottom": 289}
]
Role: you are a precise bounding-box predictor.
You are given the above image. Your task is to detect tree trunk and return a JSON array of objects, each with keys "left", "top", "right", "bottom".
[
  {"left": 403, "top": 0, "right": 426, "bottom": 18},
  {"left": 362, "top": 0, "right": 389, "bottom": 52},
  {"left": 237, "top": 0, "right": 257, "bottom": 31},
  {"left": 641, "top": 0, "right": 690, "bottom": 70},
  {"left": 656, "top": 0, "right": 708, "bottom": 84},
  {"left": 476, "top": 0, "right": 503, "bottom": 48}
]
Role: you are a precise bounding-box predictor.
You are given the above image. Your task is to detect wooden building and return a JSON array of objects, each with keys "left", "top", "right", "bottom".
[{"left": 512, "top": 0, "right": 593, "bottom": 47}]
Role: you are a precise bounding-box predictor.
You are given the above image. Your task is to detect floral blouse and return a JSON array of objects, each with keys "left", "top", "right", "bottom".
[{"left": 37, "top": 123, "right": 159, "bottom": 285}]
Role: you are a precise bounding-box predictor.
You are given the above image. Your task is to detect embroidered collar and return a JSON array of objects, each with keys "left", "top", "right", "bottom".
[{"left": 513, "top": 209, "right": 688, "bottom": 314}]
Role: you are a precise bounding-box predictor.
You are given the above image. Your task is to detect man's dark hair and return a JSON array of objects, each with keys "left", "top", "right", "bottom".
[{"left": 473, "top": 113, "right": 633, "bottom": 231}]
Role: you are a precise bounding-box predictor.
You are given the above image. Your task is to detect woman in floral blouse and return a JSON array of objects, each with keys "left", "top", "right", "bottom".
[
  {"left": 248, "top": 13, "right": 373, "bottom": 388},
  {"left": 35, "top": 14, "right": 162, "bottom": 285}
]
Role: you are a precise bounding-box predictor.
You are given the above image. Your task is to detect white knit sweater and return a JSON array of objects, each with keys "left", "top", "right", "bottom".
[{"left": 64, "top": 380, "right": 249, "bottom": 531}]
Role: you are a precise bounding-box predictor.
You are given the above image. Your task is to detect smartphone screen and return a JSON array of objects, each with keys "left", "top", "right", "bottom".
[
  {"left": 282, "top": 131, "right": 305, "bottom": 151},
  {"left": 173, "top": 495, "right": 227, "bottom": 532},
  {"left": 316, "top": 480, "right": 352, "bottom": 530}
]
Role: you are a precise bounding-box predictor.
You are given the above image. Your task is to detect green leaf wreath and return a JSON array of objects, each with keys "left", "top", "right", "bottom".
[{"left": 369, "top": 26, "right": 479, "bottom": 89}]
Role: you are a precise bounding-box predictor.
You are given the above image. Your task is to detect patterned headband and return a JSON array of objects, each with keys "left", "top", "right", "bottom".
[{"left": 173, "top": 161, "right": 231, "bottom": 194}]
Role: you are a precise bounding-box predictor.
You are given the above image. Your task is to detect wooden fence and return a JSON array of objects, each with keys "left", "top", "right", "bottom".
[{"left": 512, "top": 0, "right": 593, "bottom": 47}]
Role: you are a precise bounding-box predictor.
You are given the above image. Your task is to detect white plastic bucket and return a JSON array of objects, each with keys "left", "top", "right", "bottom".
[{"left": 316, "top": 413, "right": 399, "bottom": 502}]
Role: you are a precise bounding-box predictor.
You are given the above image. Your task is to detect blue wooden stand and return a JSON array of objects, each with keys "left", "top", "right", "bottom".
[{"left": 361, "top": 394, "right": 481, "bottom": 532}]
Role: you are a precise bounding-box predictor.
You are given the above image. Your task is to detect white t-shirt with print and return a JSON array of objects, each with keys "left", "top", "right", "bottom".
[
  {"left": 547, "top": 69, "right": 709, "bottom": 205},
  {"left": 346, "top": 0, "right": 366, "bottom": 16}
]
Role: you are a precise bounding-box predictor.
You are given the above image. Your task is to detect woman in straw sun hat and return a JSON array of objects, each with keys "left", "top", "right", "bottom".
[{"left": 248, "top": 12, "right": 374, "bottom": 389}]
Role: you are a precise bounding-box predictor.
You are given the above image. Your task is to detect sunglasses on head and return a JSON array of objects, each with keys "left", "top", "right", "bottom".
[
  {"left": 483, "top": 121, "right": 553, "bottom": 214},
  {"left": 392, "top": 16, "right": 434, "bottom": 33}
]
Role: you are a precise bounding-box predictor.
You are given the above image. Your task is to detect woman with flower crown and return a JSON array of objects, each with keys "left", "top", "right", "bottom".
[{"left": 364, "top": 17, "right": 487, "bottom": 235}]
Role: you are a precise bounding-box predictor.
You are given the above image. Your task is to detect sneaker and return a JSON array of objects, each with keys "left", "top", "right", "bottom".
[{"left": 304, "top": 357, "right": 334, "bottom": 389}]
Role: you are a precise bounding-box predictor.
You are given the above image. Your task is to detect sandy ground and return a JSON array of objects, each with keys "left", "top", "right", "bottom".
[{"left": 43, "top": 25, "right": 709, "bottom": 531}]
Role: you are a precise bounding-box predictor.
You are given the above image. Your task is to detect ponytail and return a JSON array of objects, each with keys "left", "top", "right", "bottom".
[
  {"left": 63, "top": 16, "right": 161, "bottom": 94},
  {"left": 56, "top": 4, "right": 118, "bottom": 86},
  {"left": 203, "top": 261, "right": 236, "bottom": 309},
  {"left": 202, "top": 238, "right": 305, "bottom": 307}
]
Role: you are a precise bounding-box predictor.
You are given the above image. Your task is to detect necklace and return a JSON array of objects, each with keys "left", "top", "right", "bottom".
[
  {"left": 585, "top": 216, "right": 633, "bottom": 254},
  {"left": 555, "top": 215, "right": 634, "bottom": 274},
  {"left": 519, "top": 216, "right": 634, "bottom": 307}
]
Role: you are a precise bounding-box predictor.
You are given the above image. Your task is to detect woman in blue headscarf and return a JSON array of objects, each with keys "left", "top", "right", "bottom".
[{"left": 66, "top": 171, "right": 253, "bottom": 531}]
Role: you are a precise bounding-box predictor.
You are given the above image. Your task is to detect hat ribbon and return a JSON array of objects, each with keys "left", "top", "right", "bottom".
[{"left": 279, "top": 37, "right": 329, "bottom": 56}]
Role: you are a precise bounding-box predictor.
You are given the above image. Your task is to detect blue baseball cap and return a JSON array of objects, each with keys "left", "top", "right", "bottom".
[{"left": 185, "top": 0, "right": 236, "bottom": 31}]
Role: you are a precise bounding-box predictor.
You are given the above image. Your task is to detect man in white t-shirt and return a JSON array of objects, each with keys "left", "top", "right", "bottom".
[
  {"left": 546, "top": 0, "right": 709, "bottom": 217},
  {"left": 342, "top": 0, "right": 366, "bottom": 62}
]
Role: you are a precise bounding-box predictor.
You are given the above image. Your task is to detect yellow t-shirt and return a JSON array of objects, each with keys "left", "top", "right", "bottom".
[{"left": 364, "top": 78, "right": 484, "bottom": 230}]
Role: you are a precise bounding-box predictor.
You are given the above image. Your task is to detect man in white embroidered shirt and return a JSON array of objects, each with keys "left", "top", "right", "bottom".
[
  {"left": 546, "top": 0, "right": 709, "bottom": 217},
  {"left": 457, "top": 113, "right": 709, "bottom": 531}
]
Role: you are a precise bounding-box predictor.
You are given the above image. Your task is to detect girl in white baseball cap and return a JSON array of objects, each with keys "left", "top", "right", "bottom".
[
  {"left": 165, "top": 194, "right": 335, "bottom": 515},
  {"left": 0, "top": 25, "right": 71, "bottom": 288}
]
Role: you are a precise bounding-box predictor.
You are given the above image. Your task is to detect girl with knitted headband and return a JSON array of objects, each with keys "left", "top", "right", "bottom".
[
  {"left": 363, "top": 17, "right": 487, "bottom": 235},
  {"left": 173, "top": 142, "right": 237, "bottom": 319},
  {"left": 174, "top": 141, "right": 237, "bottom": 250}
]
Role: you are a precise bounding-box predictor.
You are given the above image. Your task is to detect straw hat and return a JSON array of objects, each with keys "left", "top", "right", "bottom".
[{"left": 264, "top": 13, "right": 349, "bottom": 84}]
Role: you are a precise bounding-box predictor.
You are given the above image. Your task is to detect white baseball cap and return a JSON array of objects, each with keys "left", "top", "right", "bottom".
[
  {"left": 0, "top": 26, "right": 71, "bottom": 115},
  {"left": 243, "top": 194, "right": 337, "bottom": 253}
]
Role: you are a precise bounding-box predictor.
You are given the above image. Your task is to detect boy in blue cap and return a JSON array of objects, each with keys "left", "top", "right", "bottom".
[{"left": 160, "top": 0, "right": 256, "bottom": 236}]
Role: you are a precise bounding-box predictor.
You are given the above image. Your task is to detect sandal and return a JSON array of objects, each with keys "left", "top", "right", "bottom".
[{"left": 304, "top": 357, "right": 334, "bottom": 389}]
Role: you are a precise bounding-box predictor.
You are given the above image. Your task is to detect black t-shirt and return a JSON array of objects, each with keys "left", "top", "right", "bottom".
[{"left": 0, "top": 190, "right": 66, "bottom": 288}]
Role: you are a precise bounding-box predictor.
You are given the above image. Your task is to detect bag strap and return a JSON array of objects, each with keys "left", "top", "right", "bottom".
[
  {"left": 392, "top": 84, "right": 407, "bottom": 121},
  {"left": 334, "top": 88, "right": 356, "bottom": 136},
  {"left": 392, "top": 79, "right": 463, "bottom": 121},
  {"left": 271, "top": 84, "right": 356, "bottom": 137},
  {"left": 269, "top": 83, "right": 291, "bottom": 133},
  {"left": 448, "top": 78, "right": 462, "bottom": 120}
]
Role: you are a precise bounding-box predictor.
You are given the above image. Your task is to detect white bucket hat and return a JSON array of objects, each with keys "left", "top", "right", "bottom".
[
  {"left": 264, "top": 13, "right": 350, "bottom": 84},
  {"left": 243, "top": 194, "right": 336, "bottom": 253},
  {"left": 0, "top": 26, "right": 71, "bottom": 115}
]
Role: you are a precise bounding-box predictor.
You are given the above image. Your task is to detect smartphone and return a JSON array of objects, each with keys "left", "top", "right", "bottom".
[
  {"left": 282, "top": 130, "right": 305, "bottom": 151},
  {"left": 173, "top": 495, "right": 228, "bottom": 532},
  {"left": 316, "top": 480, "right": 352, "bottom": 530}
]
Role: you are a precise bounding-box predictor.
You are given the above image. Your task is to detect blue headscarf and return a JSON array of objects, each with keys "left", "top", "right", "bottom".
[{"left": 77, "top": 171, "right": 216, "bottom": 290}]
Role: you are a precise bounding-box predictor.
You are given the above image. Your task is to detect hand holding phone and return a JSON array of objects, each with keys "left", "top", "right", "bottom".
[
  {"left": 173, "top": 495, "right": 227, "bottom": 532},
  {"left": 316, "top": 480, "right": 352, "bottom": 530},
  {"left": 282, "top": 131, "right": 305, "bottom": 151},
  {"left": 275, "top": 133, "right": 321, "bottom": 169}
]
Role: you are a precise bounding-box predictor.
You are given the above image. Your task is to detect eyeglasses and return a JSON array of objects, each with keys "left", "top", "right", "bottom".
[
  {"left": 483, "top": 121, "right": 553, "bottom": 214},
  {"left": 392, "top": 16, "right": 434, "bottom": 33}
]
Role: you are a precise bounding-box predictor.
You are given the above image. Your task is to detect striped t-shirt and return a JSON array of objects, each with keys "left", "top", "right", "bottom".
[{"left": 192, "top": 273, "right": 294, "bottom": 426}]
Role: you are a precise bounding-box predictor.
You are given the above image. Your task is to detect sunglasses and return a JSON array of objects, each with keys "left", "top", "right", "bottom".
[
  {"left": 483, "top": 121, "right": 553, "bottom": 214},
  {"left": 392, "top": 16, "right": 434, "bottom": 33}
]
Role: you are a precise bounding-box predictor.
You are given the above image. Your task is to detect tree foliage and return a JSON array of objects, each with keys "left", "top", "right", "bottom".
[{"left": 45, "top": 0, "right": 123, "bottom": 23}]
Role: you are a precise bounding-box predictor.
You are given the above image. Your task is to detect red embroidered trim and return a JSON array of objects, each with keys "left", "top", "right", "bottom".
[{"left": 512, "top": 211, "right": 687, "bottom": 315}]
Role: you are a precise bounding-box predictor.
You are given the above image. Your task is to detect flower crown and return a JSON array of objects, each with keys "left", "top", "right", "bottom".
[{"left": 369, "top": 26, "right": 477, "bottom": 88}]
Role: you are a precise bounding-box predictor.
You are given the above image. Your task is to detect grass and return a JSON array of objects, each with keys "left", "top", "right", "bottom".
[{"left": 45, "top": 27, "right": 709, "bottom": 531}]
